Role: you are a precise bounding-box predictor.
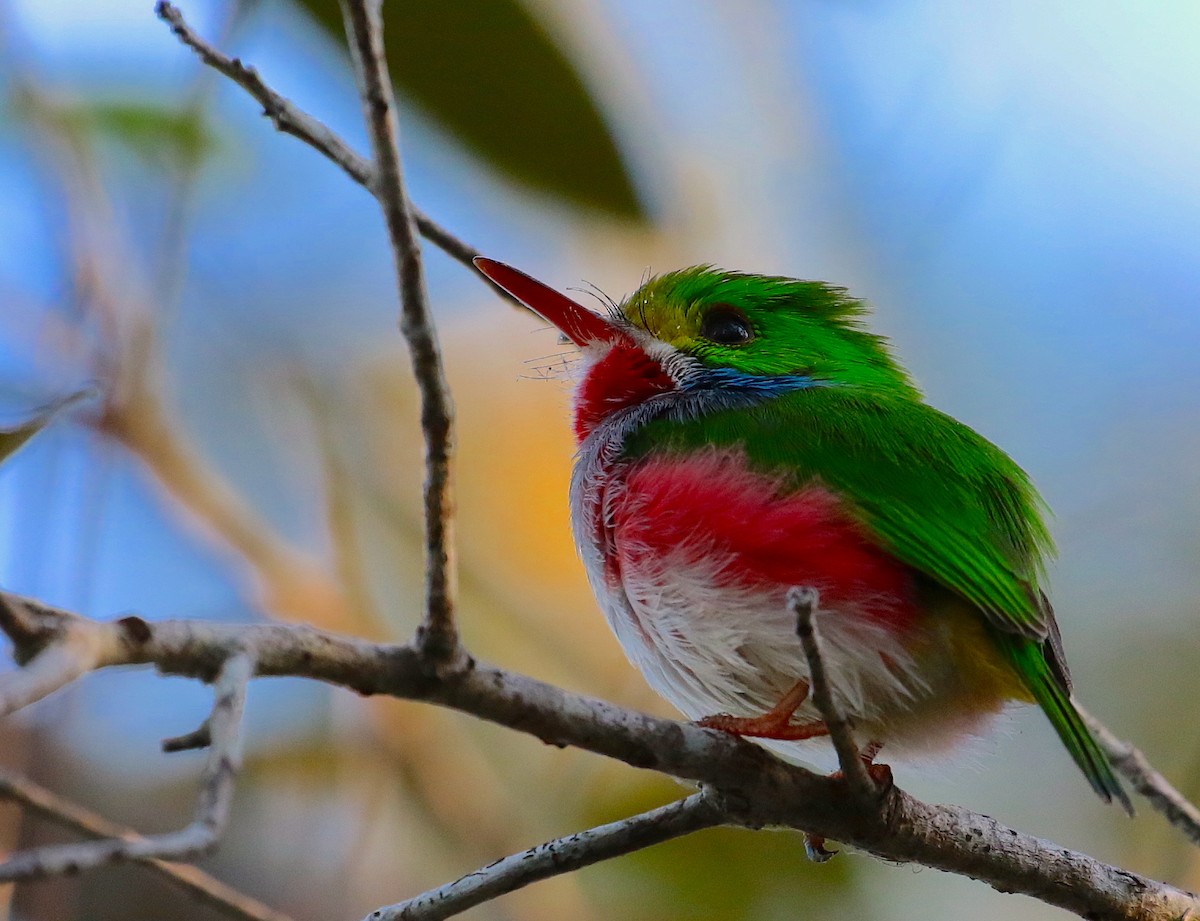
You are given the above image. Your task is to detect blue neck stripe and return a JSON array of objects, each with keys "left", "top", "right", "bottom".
[{"left": 681, "top": 366, "right": 828, "bottom": 395}]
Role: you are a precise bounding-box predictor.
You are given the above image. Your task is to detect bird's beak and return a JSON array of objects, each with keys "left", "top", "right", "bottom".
[{"left": 474, "top": 257, "right": 630, "bottom": 348}]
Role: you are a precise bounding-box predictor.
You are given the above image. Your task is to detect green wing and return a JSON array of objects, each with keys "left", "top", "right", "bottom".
[
  {"left": 629, "top": 387, "right": 1129, "bottom": 809},
  {"left": 632, "top": 388, "right": 1054, "bottom": 635}
]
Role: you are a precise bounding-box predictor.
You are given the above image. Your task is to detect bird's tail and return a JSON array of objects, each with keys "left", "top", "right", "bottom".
[{"left": 999, "top": 634, "right": 1133, "bottom": 814}]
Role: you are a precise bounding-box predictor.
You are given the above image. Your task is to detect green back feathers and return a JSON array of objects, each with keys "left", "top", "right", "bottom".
[{"left": 628, "top": 388, "right": 1057, "bottom": 639}]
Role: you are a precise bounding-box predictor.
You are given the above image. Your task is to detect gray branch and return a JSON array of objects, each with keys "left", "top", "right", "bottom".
[
  {"left": 790, "top": 586, "right": 877, "bottom": 801},
  {"left": 0, "top": 769, "right": 294, "bottom": 921},
  {"left": 1, "top": 593, "right": 1196, "bottom": 921},
  {"left": 0, "top": 648, "right": 253, "bottom": 881},
  {"left": 162, "top": 716, "right": 213, "bottom": 753},
  {"left": 368, "top": 791, "right": 724, "bottom": 921},
  {"left": 1079, "top": 705, "right": 1200, "bottom": 847},
  {"left": 0, "top": 616, "right": 125, "bottom": 716},
  {"left": 153, "top": 0, "right": 521, "bottom": 307},
  {"left": 339, "top": 0, "right": 459, "bottom": 661}
]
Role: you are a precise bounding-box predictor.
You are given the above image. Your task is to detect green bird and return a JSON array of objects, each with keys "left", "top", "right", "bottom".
[{"left": 477, "top": 257, "right": 1129, "bottom": 811}]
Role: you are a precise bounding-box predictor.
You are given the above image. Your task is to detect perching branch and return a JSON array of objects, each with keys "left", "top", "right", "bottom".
[
  {"left": 0, "top": 770, "right": 294, "bottom": 921},
  {"left": 0, "top": 648, "right": 253, "bottom": 881},
  {"left": 338, "top": 0, "right": 458, "bottom": 661},
  {"left": 366, "top": 791, "right": 725, "bottom": 921},
  {"left": 1, "top": 591, "right": 1197, "bottom": 921}
]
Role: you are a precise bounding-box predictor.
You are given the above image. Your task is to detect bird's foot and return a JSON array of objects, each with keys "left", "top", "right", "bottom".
[
  {"left": 804, "top": 833, "right": 837, "bottom": 863},
  {"left": 830, "top": 761, "right": 893, "bottom": 787},
  {"left": 697, "top": 711, "right": 829, "bottom": 741},
  {"left": 828, "top": 740, "right": 893, "bottom": 789},
  {"left": 696, "top": 679, "right": 829, "bottom": 741}
]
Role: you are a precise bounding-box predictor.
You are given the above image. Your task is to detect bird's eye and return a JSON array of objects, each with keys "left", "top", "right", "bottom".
[{"left": 700, "top": 305, "right": 754, "bottom": 346}]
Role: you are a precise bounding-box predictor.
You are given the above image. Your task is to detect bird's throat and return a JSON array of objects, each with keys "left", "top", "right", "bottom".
[{"left": 574, "top": 344, "right": 677, "bottom": 442}]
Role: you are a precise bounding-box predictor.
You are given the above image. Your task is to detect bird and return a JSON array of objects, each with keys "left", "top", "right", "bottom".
[{"left": 475, "top": 256, "right": 1129, "bottom": 812}]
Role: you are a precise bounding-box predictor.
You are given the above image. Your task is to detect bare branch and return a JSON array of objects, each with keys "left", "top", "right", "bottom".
[
  {"left": 152, "top": 1, "right": 522, "bottom": 305},
  {"left": 2, "top": 594, "right": 1196, "bottom": 920},
  {"left": 162, "top": 717, "right": 213, "bottom": 753},
  {"left": 0, "top": 650, "right": 253, "bottom": 881},
  {"left": 368, "top": 791, "right": 724, "bottom": 921},
  {"left": 0, "top": 592, "right": 81, "bottom": 663},
  {"left": 188, "top": 649, "right": 253, "bottom": 839},
  {"left": 1079, "top": 705, "right": 1200, "bottom": 847},
  {"left": 789, "top": 587, "right": 876, "bottom": 800},
  {"left": 156, "top": 0, "right": 370, "bottom": 185},
  {"left": 339, "top": 0, "right": 458, "bottom": 662},
  {"left": 0, "top": 769, "right": 294, "bottom": 921},
  {"left": 0, "top": 620, "right": 125, "bottom": 717}
]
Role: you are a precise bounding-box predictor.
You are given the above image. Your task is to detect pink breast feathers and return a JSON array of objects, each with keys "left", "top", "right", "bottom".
[{"left": 610, "top": 450, "right": 919, "bottom": 633}]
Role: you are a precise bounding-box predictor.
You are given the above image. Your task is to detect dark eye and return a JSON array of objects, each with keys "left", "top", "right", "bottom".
[{"left": 700, "top": 305, "right": 754, "bottom": 345}]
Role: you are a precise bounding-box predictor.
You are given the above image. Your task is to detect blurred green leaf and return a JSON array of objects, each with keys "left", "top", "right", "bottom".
[
  {"left": 65, "top": 100, "right": 216, "bottom": 171},
  {"left": 292, "top": 0, "right": 645, "bottom": 220},
  {"left": 0, "top": 391, "right": 90, "bottom": 467},
  {"left": 7, "top": 87, "right": 218, "bottom": 171}
]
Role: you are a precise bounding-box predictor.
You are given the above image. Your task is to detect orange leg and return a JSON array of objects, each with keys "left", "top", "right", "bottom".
[
  {"left": 696, "top": 679, "right": 827, "bottom": 741},
  {"left": 858, "top": 739, "right": 892, "bottom": 786},
  {"left": 828, "top": 739, "right": 892, "bottom": 785}
]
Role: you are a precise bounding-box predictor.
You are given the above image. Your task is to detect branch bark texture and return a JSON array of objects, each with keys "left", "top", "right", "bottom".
[
  {"left": 1, "top": 592, "right": 1195, "bottom": 921},
  {"left": 368, "top": 791, "right": 724, "bottom": 921},
  {"left": 0, "top": 649, "right": 252, "bottom": 882}
]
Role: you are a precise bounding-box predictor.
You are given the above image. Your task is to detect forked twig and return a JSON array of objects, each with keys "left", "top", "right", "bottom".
[
  {"left": 0, "top": 769, "right": 294, "bottom": 921},
  {"left": 0, "top": 593, "right": 1197, "bottom": 921},
  {"left": 0, "top": 651, "right": 254, "bottom": 881},
  {"left": 0, "top": 613, "right": 126, "bottom": 717},
  {"left": 153, "top": 0, "right": 519, "bottom": 305}
]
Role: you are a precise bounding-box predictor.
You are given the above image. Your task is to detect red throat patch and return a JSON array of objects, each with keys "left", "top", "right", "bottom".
[{"left": 574, "top": 344, "right": 677, "bottom": 441}]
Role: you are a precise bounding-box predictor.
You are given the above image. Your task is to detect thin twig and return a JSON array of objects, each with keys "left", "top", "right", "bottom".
[
  {"left": 156, "top": 0, "right": 371, "bottom": 185},
  {"left": 152, "top": 1, "right": 521, "bottom": 306},
  {"left": 789, "top": 587, "right": 876, "bottom": 800},
  {"left": 1078, "top": 706, "right": 1200, "bottom": 847},
  {"left": 0, "top": 769, "right": 294, "bottom": 921},
  {"left": 339, "top": 0, "right": 459, "bottom": 662},
  {"left": 367, "top": 791, "right": 724, "bottom": 921},
  {"left": 0, "top": 650, "right": 254, "bottom": 881},
  {"left": 162, "top": 716, "right": 213, "bottom": 753}
]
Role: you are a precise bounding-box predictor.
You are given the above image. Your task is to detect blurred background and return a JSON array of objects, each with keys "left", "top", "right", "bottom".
[{"left": 1, "top": 0, "right": 1198, "bottom": 919}]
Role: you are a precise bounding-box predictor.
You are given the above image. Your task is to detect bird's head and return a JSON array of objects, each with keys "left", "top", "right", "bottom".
[{"left": 476, "top": 258, "right": 916, "bottom": 441}]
